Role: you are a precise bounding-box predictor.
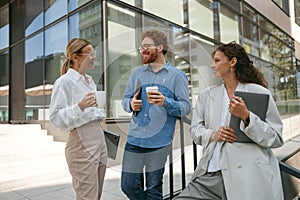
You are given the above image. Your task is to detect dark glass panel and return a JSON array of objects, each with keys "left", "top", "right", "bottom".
[
  {"left": 242, "top": 19, "right": 259, "bottom": 56},
  {"left": 45, "top": 20, "right": 68, "bottom": 85},
  {"left": 69, "top": 1, "right": 103, "bottom": 90},
  {"left": 69, "top": 0, "right": 92, "bottom": 12},
  {"left": 294, "top": 0, "right": 300, "bottom": 26},
  {"left": 0, "top": 50, "right": 9, "bottom": 122},
  {"left": 0, "top": 5, "right": 9, "bottom": 50},
  {"left": 44, "top": 0, "right": 67, "bottom": 26},
  {"left": 25, "top": 0, "right": 43, "bottom": 36},
  {"left": 242, "top": 3, "right": 257, "bottom": 23}
]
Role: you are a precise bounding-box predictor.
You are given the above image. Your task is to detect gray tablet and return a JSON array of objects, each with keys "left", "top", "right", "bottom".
[
  {"left": 104, "top": 130, "right": 120, "bottom": 159},
  {"left": 229, "top": 91, "right": 269, "bottom": 143}
]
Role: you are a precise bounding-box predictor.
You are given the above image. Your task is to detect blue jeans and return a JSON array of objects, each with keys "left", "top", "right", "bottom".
[{"left": 121, "top": 142, "right": 171, "bottom": 200}]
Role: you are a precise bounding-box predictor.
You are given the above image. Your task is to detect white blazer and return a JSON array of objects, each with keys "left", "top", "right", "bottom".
[{"left": 190, "top": 82, "right": 284, "bottom": 200}]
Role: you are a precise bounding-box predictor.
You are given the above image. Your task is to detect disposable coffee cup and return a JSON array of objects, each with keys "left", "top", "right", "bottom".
[
  {"left": 95, "top": 91, "right": 106, "bottom": 108},
  {"left": 145, "top": 86, "right": 158, "bottom": 94},
  {"left": 146, "top": 86, "right": 158, "bottom": 103}
]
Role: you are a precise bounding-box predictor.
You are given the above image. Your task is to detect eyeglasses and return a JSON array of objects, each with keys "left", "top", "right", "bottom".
[
  {"left": 138, "top": 44, "right": 157, "bottom": 52},
  {"left": 78, "top": 50, "right": 96, "bottom": 57}
]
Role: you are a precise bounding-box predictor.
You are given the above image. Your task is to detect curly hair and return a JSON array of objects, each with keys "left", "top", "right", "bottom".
[
  {"left": 213, "top": 41, "right": 268, "bottom": 88},
  {"left": 142, "top": 30, "right": 169, "bottom": 55}
]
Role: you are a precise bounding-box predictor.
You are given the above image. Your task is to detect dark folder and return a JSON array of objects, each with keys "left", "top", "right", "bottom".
[
  {"left": 229, "top": 91, "right": 269, "bottom": 143},
  {"left": 104, "top": 130, "right": 120, "bottom": 159}
]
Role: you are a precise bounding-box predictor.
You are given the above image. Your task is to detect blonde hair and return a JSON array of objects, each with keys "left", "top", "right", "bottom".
[{"left": 61, "top": 38, "right": 92, "bottom": 75}]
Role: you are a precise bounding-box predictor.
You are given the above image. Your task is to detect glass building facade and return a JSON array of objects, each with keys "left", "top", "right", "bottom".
[
  {"left": 2, "top": 0, "right": 300, "bottom": 197},
  {"left": 0, "top": 0, "right": 300, "bottom": 123},
  {"left": 0, "top": 0, "right": 299, "bottom": 122}
]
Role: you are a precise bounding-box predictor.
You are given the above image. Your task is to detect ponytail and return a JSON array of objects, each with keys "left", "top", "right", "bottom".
[{"left": 61, "top": 59, "right": 71, "bottom": 75}]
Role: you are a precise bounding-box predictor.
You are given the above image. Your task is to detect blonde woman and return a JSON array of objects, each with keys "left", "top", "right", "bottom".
[{"left": 49, "top": 38, "right": 107, "bottom": 199}]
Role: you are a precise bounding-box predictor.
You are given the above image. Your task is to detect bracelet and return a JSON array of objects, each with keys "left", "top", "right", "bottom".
[{"left": 243, "top": 116, "right": 250, "bottom": 125}]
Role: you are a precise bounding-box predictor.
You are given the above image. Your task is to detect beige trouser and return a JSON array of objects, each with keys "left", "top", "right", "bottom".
[{"left": 65, "top": 120, "right": 107, "bottom": 200}]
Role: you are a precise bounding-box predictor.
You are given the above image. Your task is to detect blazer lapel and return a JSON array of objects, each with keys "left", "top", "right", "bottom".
[{"left": 209, "top": 84, "right": 225, "bottom": 128}]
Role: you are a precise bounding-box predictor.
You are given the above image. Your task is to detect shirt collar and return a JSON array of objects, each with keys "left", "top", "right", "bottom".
[
  {"left": 67, "top": 68, "right": 91, "bottom": 81},
  {"left": 143, "top": 61, "right": 171, "bottom": 72}
]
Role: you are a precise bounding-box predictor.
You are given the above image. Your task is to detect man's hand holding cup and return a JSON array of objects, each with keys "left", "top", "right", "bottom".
[{"left": 146, "top": 86, "right": 164, "bottom": 106}]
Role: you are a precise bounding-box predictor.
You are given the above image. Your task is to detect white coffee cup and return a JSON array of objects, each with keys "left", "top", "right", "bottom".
[
  {"left": 145, "top": 86, "right": 158, "bottom": 103},
  {"left": 95, "top": 91, "right": 106, "bottom": 108},
  {"left": 145, "top": 86, "right": 158, "bottom": 94}
]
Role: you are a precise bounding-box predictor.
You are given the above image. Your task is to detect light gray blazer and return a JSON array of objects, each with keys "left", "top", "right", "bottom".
[{"left": 190, "top": 82, "right": 284, "bottom": 200}]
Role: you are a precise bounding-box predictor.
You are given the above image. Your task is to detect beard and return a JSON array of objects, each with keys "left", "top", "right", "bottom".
[{"left": 142, "top": 49, "right": 158, "bottom": 64}]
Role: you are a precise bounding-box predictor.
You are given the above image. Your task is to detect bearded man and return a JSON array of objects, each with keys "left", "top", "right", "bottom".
[{"left": 121, "top": 30, "right": 190, "bottom": 200}]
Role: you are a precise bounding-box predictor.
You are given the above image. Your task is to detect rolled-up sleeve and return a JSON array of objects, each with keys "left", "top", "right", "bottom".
[
  {"left": 49, "top": 83, "right": 83, "bottom": 131},
  {"left": 163, "top": 73, "right": 190, "bottom": 117}
]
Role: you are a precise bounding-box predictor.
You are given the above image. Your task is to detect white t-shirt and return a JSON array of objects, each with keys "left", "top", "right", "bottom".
[{"left": 207, "top": 87, "right": 230, "bottom": 172}]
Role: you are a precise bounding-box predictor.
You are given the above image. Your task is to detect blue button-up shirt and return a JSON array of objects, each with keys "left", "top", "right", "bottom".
[{"left": 122, "top": 62, "right": 190, "bottom": 148}]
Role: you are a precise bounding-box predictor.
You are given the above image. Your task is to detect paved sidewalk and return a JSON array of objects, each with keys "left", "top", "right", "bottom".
[
  {"left": 0, "top": 124, "right": 127, "bottom": 200},
  {"left": 3, "top": 123, "right": 298, "bottom": 200},
  {"left": 0, "top": 124, "right": 198, "bottom": 200}
]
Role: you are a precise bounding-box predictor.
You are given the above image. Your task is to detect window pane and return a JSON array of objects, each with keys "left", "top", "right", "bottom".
[
  {"left": 274, "top": 0, "right": 283, "bottom": 7},
  {"left": 0, "top": 50, "right": 9, "bottom": 122},
  {"left": 25, "top": 33, "right": 44, "bottom": 88},
  {"left": 45, "top": 20, "right": 68, "bottom": 57},
  {"left": 259, "top": 16, "right": 293, "bottom": 47},
  {"left": 0, "top": 5, "right": 9, "bottom": 50},
  {"left": 45, "top": 0, "right": 67, "bottom": 26},
  {"left": 242, "top": 19, "right": 259, "bottom": 57},
  {"left": 220, "top": 0, "right": 240, "bottom": 12},
  {"left": 220, "top": 5, "right": 240, "bottom": 44},
  {"left": 274, "top": 65, "right": 286, "bottom": 101},
  {"left": 144, "top": 0, "right": 184, "bottom": 26},
  {"left": 297, "top": 61, "right": 300, "bottom": 99},
  {"left": 70, "top": 1, "right": 103, "bottom": 90},
  {"left": 31, "top": 20, "right": 67, "bottom": 121},
  {"left": 273, "top": 0, "right": 289, "bottom": 14},
  {"left": 107, "top": 3, "right": 140, "bottom": 119},
  {"left": 242, "top": 3, "right": 257, "bottom": 23},
  {"left": 25, "top": 33, "right": 45, "bottom": 120},
  {"left": 45, "top": 20, "right": 68, "bottom": 84},
  {"left": 45, "top": 20, "right": 67, "bottom": 88},
  {"left": 188, "top": 34, "right": 217, "bottom": 107},
  {"left": 25, "top": 0, "right": 43, "bottom": 36},
  {"left": 294, "top": 0, "right": 300, "bottom": 26},
  {"left": 260, "top": 60, "right": 276, "bottom": 95},
  {"left": 189, "top": 0, "right": 214, "bottom": 39},
  {"left": 260, "top": 30, "right": 272, "bottom": 62},
  {"left": 69, "top": 0, "right": 92, "bottom": 12}
]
